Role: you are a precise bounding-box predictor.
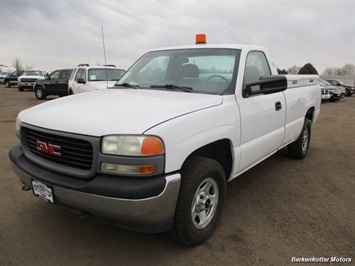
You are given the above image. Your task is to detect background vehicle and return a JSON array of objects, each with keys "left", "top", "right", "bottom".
[
  {"left": 319, "top": 79, "right": 342, "bottom": 102},
  {"left": 10, "top": 36, "right": 321, "bottom": 246},
  {"left": 68, "top": 64, "right": 125, "bottom": 94},
  {"left": 4, "top": 70, "right": 25, "bottom": 87},
  {"left": 18, "top": 70, "right": 46, "bottom": 91},
  {"left": 0, "top": 64, "right": 16, "bottom": 74},
  {"left": 320, "top": 88, "right": 331, "bottom": 102},
  {"left": 0, "top": 71, "right": 12, "bottom": 84},
  {"left": 33, "top": 69, "right": 73, "bottom": 100},
  {"left": 326, "top": 79, "right": 354, "bottom": 96}
]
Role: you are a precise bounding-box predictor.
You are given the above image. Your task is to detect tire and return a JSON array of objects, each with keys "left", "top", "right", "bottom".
[
  {"left": 34, "top": 86, "right": 46, "bottom": 100},
  {"left": 68, "top": 89, "right": 73, "bottom": 95},
  {"left": 5, "top": 81, "right": 11, "bottom": 88},
  {"left": 345, "top": 89, "right": 350, "bottom": 97},
  {"left": 168, "top": 157, "right": 226, "bottom": 246},
  {"left": 18, "top": 86, "right": 24, "bottom": 91},
  {"left": 288, "top": 118, "right": 311, "bottom": 159}
]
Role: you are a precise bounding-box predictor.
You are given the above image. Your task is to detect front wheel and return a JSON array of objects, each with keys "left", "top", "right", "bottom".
[
  {"left": 288, "top": 118, "right": 311, "bottom": 159},
  {"left": 5, "top": 81, "right": 11, "bottom": 88},
  {"left": 345, "top": 89, "right": 351, "bottom": 97},
  {"left": 34, "top": 86, "right": 46, "bottom": 100},
  {"left": 168, "top": 157, "right": 226, "bottom": 246}
]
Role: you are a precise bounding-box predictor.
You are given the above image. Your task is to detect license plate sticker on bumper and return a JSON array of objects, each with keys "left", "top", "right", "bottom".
[{"left": 32, "top": 180, "right": 54, "bottom": 203}]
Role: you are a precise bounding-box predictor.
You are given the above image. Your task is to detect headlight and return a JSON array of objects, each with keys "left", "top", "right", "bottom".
[
  {"left": 101, "top": 135, "right": 164, "bottom": 156},
  {"left": 15, "top": 116, "right": 22, "bottom": 147},
  {"left": 16, "top": 116, "right": 22, "bottom": 133}
]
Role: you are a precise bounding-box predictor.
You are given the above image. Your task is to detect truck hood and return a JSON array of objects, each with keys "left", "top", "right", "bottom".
[{"left": 19, "top": 89, "right": 223, "bottom": 136}]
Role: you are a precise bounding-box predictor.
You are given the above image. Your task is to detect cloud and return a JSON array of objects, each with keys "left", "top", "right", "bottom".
[{"left": 0, "top": 0, "right": 353, "bottom": 74}]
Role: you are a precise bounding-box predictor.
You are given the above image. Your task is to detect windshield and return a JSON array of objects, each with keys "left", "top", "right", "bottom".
[
  {"left": 319, "top": 79, "right": 331, "bottom": 86},
  {"left": 24, "top": 70, "right": 43, "bottom": 76},
  {"left": 116, "top": 48, "right": 240, "bottom": 94},
  {"left": 88, "top": 68, "right": 125, "bottom": 81}
]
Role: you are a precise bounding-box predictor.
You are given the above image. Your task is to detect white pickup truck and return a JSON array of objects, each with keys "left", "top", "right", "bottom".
[{"left": 9, "top": 36, "right": 321, "bottom": 246}]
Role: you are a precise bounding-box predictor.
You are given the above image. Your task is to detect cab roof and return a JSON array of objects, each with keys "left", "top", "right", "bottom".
[{"left": 152, "top": 43, "right": 266, "bottom": 52}]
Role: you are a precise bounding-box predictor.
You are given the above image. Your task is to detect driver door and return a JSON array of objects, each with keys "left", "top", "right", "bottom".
[{"left": 237, "top": 51, "right": 286, "bottom": 173}]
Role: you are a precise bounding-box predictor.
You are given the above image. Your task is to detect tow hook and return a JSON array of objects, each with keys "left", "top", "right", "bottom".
[{"left": 21, "top": 185, "right": 31, "bottom": 191}]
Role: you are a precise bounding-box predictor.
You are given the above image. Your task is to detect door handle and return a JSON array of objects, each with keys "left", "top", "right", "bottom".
[{"left": 275, "top": 101, "right": 282, "bottom": 111}]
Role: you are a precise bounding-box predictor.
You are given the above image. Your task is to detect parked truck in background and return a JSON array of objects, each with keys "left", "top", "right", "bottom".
[
  {"left": 33, "top": 69, "right": 73, "bottom": 100},
  {"left": 325, "top": 79, "right": 354, "bottom": 97},
  {"left": 9, "top": 35, "right": 321, "bottom": 246},
  {"left": 68, "top": 64, "right": 125, "bottom": 94},
  {"left": 4, "top": 70, "right": 25, "bottom": 88}
]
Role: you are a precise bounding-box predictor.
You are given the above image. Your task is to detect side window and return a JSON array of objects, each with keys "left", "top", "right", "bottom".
[
  {"left": 244, "top": 51, "right": 271, "bottom": 95},
  {"left": 60, "top": 70, "right": 71, "bottom": 79},
  {"left": 80, "top": 69, "right": 87, "bottom": 82},
  {"left": 244, "top": 51, "right": 271, "bottom": 84},
  {"left": 75, "top": 69, "right": 84, "bottom": 82},
  {"left": 50, "top": 71, "right": 60, "bottom": 79},
  {"left": 69, "top": 69, "right": 77, "bottom": 80}
]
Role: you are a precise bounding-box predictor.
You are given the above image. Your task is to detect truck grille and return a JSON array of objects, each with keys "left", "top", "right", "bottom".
[
  {"left": 24, "top": 127, "right": 93, "bottom": 170},
  {"left": 20, "top": 78, "right": 37, "bottom": 82}
]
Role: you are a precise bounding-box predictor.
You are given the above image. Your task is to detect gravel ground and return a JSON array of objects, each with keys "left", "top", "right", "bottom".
[{"left": 0, "top": 85, "right": 354, "bottom": 265}]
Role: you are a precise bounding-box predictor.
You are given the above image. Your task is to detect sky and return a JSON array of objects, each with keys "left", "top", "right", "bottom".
[{"left": 0, "top": 0, "right": 354, "bottom": 74}]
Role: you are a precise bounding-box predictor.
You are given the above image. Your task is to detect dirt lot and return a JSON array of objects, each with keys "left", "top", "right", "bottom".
[{"left": 0, "top": 85, "right": 354, "bottom": 265}]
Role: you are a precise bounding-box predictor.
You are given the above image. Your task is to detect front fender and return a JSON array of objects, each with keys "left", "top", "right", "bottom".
[{"left": 145, "top": 95, "right": 240, "bottom": 174}]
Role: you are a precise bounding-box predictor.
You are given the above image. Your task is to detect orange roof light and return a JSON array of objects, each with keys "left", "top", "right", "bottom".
[{"left": 196, "top": 34, "right": 206, "bottom": 44}]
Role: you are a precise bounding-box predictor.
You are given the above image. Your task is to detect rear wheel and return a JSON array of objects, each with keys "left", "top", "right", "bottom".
[
  {"left": 34, "top": 86, "right": 46, "bottom": 100},
  {"left": 168, "top": 157, "right": 226, "bottom": 246},
  {"left": 18, "top": 86, "right": 24, "bottom": 91},
  {"left": 288, "top": 118, "right": 311, "bottom": 159}
]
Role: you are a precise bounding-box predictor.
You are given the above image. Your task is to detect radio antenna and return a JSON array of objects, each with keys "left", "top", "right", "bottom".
[{"left": 101, "top": 25, "right": 109, "bottom": 88}]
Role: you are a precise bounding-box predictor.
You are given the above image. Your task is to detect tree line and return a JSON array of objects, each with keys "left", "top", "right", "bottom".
[
  {"left": 12, "top": 57, "right": 34, "bottom": 70},
  {"left": 278, "top": 63, "right": 355, "bottom": 76},
  {"left": 11, "top": 55, "right": 354, "bottom": 76}
]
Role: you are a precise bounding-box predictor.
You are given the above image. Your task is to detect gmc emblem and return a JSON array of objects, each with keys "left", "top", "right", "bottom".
[{"left": 36, "top": 141, "right": 61, "bottom": 157}]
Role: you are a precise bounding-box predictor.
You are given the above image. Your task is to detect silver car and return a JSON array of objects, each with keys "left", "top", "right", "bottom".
[{"left": 319, "top": 79, "right": 343, "bottom": 102}]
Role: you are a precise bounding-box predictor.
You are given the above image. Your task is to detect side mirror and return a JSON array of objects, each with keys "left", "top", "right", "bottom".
[
  {"left": 244, "top": 76, "right": 287, "bottom": 97},
  {"left": 77, "top": 78, "right": 86, "bottom": 84},
  {"left": 46, "top": 73, "right": 50, "bottom": 80}
]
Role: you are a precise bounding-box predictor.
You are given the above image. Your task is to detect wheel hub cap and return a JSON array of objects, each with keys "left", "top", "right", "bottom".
[{"left": 191, "top": 177, "right": 219, "bottom": 229}]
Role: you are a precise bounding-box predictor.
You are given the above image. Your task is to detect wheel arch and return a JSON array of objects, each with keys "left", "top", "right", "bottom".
[
  {"left": 35, "top": 84, "right": 45, "bottom": 91},
  {"left": 183, "top": 139, "right": 233, "bottom": 181},
  {"left": 305, "top": 107, "right": 315, "bottom": 123}
]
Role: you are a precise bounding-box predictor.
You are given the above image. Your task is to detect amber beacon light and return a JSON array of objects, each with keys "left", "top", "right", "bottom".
[{"left": 195, "top": 34, "right": 207, "bottom": 44}]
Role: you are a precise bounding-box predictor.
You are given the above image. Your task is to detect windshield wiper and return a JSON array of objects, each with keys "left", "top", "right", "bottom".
[
  {"left": 114, "top": 83, "right": 140, "bottom": 89},
  {"left": 150, "top": 84, "right": 193, "bottom": 92}
]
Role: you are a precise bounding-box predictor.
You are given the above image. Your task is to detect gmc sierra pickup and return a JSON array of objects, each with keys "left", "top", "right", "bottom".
[{"left": 9, "top": 35, "right": 321, "bottom": 246}]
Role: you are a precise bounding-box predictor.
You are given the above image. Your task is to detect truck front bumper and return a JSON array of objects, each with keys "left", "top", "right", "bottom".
[{"left": 9, "top": 145, "right": 181, "bottom": 233}]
